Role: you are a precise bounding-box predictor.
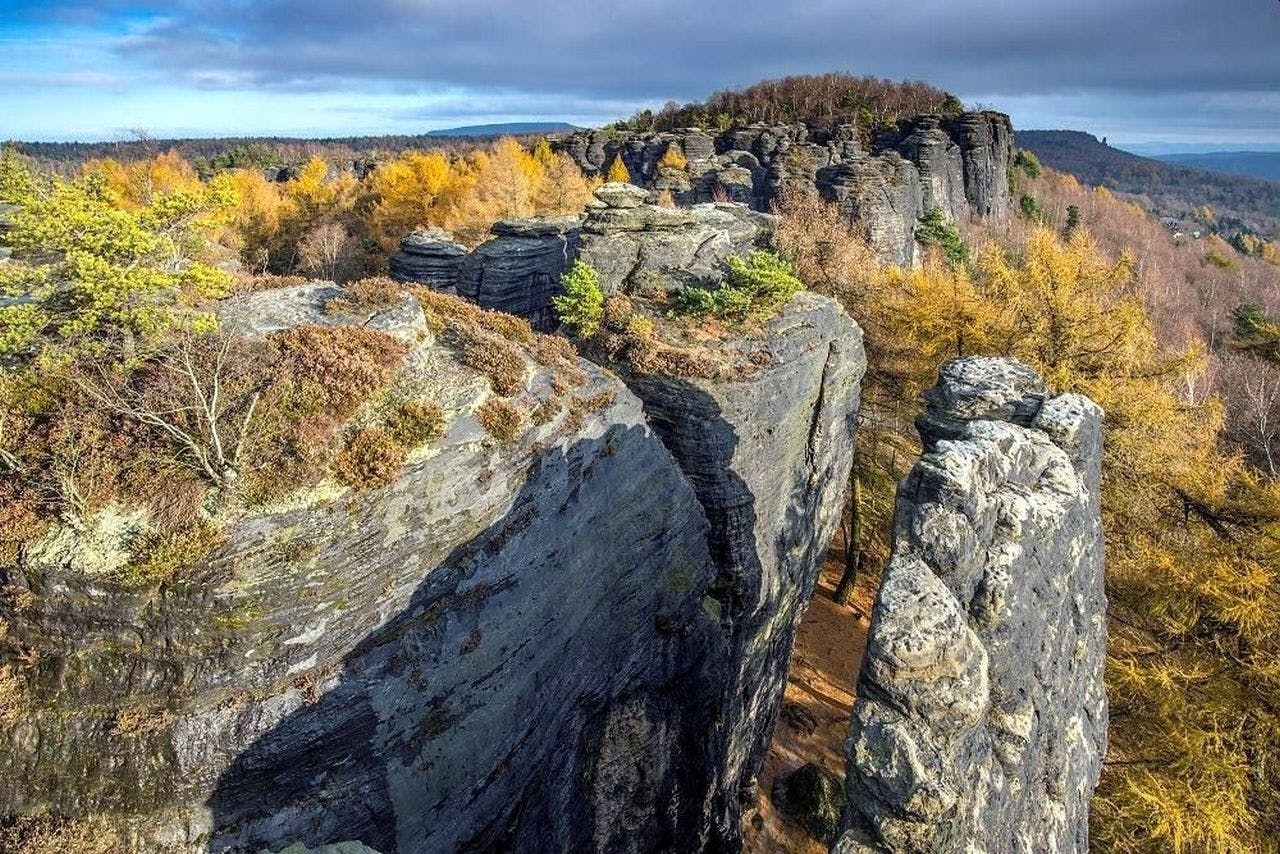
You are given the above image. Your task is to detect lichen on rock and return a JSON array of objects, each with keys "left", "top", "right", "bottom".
[{"left": 836, "top": 356, "right": 1106, "bottom": 854}]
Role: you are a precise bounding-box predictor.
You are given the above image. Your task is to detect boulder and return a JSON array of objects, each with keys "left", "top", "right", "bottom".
[
  {"left": 836, "top": 356, "right": 1106, "bottom": 853},
  {"left": 773, "top": 764, "right": 846, "bottom": 844},
  {"left": 594, "top": 181, "right": 650, "bottom": 209},
  {"left": 388, "top": 227, "right": 468, "bottom": 294},
  {"left": 577, "top": 195, "right": 774, "bottom": 294}
]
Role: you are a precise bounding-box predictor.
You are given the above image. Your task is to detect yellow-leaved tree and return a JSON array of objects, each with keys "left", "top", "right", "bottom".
[{"left": 779, "top": 201, "right": 1280, "bottom": 852}]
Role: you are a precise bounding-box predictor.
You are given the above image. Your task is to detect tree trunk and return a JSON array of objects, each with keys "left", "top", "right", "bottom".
[{"left": 834, "top": 470, "right": 862, "bottom": 607}]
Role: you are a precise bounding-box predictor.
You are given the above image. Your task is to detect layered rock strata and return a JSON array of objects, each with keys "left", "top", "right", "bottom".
[
  {"left": 836, "top": 357, "right": 1107, "bottom": 853},
  {"left": 389, "top": 216, "right": 580, "bottom": 331},
  {"left": 390, "top": 186, "right": 774, "bottom": 328}
]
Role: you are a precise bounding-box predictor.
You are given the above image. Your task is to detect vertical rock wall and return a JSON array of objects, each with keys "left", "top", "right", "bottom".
[
  {"left": 836, "top": 358, "right": 1107, "bottom": 853},
  {"left": 614, "top": 293, "right": 865, "bottom": 844}
]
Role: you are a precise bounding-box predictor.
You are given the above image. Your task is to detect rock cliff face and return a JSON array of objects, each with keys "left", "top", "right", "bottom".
[
  {"left": 2, "top": 239, "right": 865, "bottom": 849},
  {"left": 551, "top": 112, "right": 1013, "bottom": 265},
  {"left": 835, "top": 358, "right": 1107, "bottom": 853},
  {"left": 611, "top": 293, "right": 864, "bottom": 841}
]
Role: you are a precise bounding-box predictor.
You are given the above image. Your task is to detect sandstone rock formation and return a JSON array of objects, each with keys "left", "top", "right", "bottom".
[
  {"left": 608, "top": 292, "right": 864, "bottom": 843},
  {"left": 2, "top": 267, "right": 865, "bottom": 850},
  {"left": 389, "top": 216, "right": 580, "bottom": 331},
  {"left": 551, "top": 112, "right": 1013, "bottom": 265},
  {"left": 390, "top": 185, "right": 773, "bottom": 328},
  {"left": 577, "top": 183, "right": 774, "bottom": 295},
  {"left": 835, "top": 357, "right": 1107, "bottom": 853}
]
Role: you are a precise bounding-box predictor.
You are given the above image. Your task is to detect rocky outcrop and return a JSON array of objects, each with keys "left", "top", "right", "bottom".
[
  {"left": 551, "top": 112, "right": 1013, "bottom": 266},
  {"left": 607, "top": 293, "right": 864, "bottom": 842},
  {"left": 578, "top": 183, "right": 774, "bottom": 295},
  {"left": 387, "top": 227, "right": 467, "bottom": 292},
  {"left": 390, "top": 186, "right": 774, "bottom": 328},
  {"left": 836, "top": 358, "right": 1107, "bottom": 853},
  {"left": 389, "top": 217, "right": 580, "bottom": 331},
  {"left": 2, "top": 269, "right": 865, "bottom": 852}
]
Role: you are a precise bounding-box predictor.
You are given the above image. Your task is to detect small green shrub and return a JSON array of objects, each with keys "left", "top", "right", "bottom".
[
  {"left": 387, "top": 399, "right": 445, "bottom": 447},
  {"left": 1233, "top": 302, "right": 1268, "bottom": 338},
  {"left": 915, "top": 207, "right": 970, "bottom": 265},
  {"left": 725, "top": 250, "right": 804, "bottom": 305},
  {"left": 1013, "top": 149, "right": 1042, "bottom": 179},
  {"left": 1065, "top": 204, "right": 1082, "bottom": 236},
  {"left": 477, "top": 398, "right": 522, "bottom": 442},
  {"left": 1019, "top": 193, "right": 1044, "bottom": 222},
  {"left": 673, "top": 251, "right": 803, "bottom": 319},
  {"left": 553, "top": 261, "right": 605, "bottom": 338},
  {"left": 334, "top": 426, "right": 407, "bottom": 489}
]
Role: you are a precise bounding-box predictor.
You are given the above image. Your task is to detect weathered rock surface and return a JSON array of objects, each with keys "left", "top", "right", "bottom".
[
  {"left": 578, "top": 183, "right": 774, "bottom": 295},
  {"left": 390, "top": 218, "right": 580, "bottom": 331},
  {"left": 2, "top": 278, "right": 866, "bottom": 852},
  {"left": 551, "top": 112, "right": 1013, "bottom": 265},
  {"left": 604, "top": 292, "right": 865, "bottom": 842},
  {"left": 773, "top": 763, "right": 846, "bottom": 844},
  {"left": 387, "top": 227, "right": 467, "bottom": 293},
  {"left": 390, "top": 186, "right": 773, "bottom": 328},
  {"left": 835, "top": 357, "right": 1107, "bottom": 854}
]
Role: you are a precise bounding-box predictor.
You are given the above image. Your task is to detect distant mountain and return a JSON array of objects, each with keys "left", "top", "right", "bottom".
[
  {"left": 425, "top": 122, "right": 579, "bottom": 138},
  {"left": 1153, "top": 151, "right": 1280, "bottom": 184},
  {"left": 1019, "top": 130, "right": 1280, "bottom": 238}
]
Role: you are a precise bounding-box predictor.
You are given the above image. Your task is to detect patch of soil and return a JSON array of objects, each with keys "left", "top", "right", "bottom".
[{"left": 742, "top": 547, "right": 877, "bottom": 853}]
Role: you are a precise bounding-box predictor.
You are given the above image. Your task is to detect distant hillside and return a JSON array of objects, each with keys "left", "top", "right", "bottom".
[
  {"left": 10, "top": 127, "right": 574, "bottom": 173},
  {"left": 1019, "top": 130, "right": 1280, "bottom": 238},
  {"left": 426, "top": 122, "right": 578, "bottom": 138},
  {"left": 1154, "top": 151, "right": 1280, "bottom": 184}
]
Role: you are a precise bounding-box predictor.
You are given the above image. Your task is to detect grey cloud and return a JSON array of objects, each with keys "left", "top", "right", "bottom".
[
  {"left": 107, "top": 0, "right": 1279, "bottom": 99},
  {"left": 20, "top": 0, "right": 1280, "bottom": 139}
]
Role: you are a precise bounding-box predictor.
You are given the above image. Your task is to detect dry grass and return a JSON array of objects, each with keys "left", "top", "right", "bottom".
[
  {"left": 386, "top": 400, "right": 446, "bottom": 447},
  {"left": 0, "top": 815, "right": 121, "bottom": 854}
]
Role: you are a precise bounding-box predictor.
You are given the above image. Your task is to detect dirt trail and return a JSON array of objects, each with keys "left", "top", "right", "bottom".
[{"left": 742, "top": 549, "right": 876, "bottom": 853}]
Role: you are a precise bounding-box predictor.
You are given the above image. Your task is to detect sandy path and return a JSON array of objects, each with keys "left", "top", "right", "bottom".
[{"left": 742, "top": 548, "right": 875, "bottom": 853}]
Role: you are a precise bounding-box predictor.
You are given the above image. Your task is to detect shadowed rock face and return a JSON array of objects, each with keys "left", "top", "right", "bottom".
[
  {"left": 389, "top": 217, "right": 581, "bottom": 331},
  {"left": 836, "top": 357, "right": 1107, "bottom": 854},
  {"left": 551, "top": 112, "right": 1013, "bottom": 266}
]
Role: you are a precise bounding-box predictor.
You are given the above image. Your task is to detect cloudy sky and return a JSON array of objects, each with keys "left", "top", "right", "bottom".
[{"left": 2, "top": 0, "right": 1278, "bottom": 146}]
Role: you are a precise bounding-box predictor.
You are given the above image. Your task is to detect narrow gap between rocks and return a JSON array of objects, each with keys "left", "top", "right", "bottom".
[{"left": 743, "top": 544, "right": 877, "bottom": 853}]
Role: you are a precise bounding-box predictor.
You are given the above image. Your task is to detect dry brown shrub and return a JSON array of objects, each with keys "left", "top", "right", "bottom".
[
  {"left": 334, "top": 427, "right": 407, "bottom": 489},
  {"left": 457, "top": 333, "right": 527, "bottom": 396},
  {"left": 477, "top": 398, "right": 522, "bottom": 442},
  {"left": 387, "top": 400, "right": 446, "bottom": 447},
  {"left": 245, "top": 325, "right": 408, "bottom": 501},
  {"left": 603, "top": 294, "right": 635, "bottom": 332},
  {"left": 0, "top": 815, "right": 121, "bottom": 854},
  {"left": 329, "top": 276, "right": 403, "bottom": 313},
  {"left": 564, "top": 391, "right": 618, "bottom": 433}
]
